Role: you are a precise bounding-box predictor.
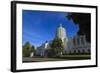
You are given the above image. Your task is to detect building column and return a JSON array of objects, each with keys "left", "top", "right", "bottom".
[
  {"left": 79, "top": 36, "right": 82, "bottom": 47},
  {"left": 75, "top": 37, "right": 78, "bottom": 48},
  {"left": 71, "top": 39, "right": 74, "bottom": 49},
  {"left": 83, "top": 35, "right": 87, "bottom": 46}
]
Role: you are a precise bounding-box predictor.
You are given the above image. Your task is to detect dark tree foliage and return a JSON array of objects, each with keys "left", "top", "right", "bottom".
[
  {"left": 67, "top": 13, "right": 91, "bottom": 42},
  {"left": 49, "top": 38, "right": 64, "bottom": 57},
  {"left": 31, "top": 45, "right": 35, "bottom": 52},
  {"left": 23, "top": 42, "right": 31, "bottom": 57},
  {"left": 23, "top": 42, "right": 35, "bottom": 57}
]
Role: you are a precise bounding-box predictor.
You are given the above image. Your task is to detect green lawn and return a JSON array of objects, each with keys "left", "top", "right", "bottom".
[{"left": 54, "top": 55, "right": 91, "bottom": 60}]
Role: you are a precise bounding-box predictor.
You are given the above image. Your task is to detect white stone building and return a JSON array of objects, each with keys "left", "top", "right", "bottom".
[
  {"left": 35, "top": 24, "right": 91, "bottom": 56},
  {"left": 35, "top": 41, "right": 50, "bottom": 56}
]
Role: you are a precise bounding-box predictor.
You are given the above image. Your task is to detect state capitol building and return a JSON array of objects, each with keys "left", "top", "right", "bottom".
[{"left": 35, "top": 24, "right": 91, "bottom": 56}]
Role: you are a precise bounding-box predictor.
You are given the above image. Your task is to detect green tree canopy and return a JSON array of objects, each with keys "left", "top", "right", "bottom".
[
  {"left": 23, "top": 42, "right": 36, "bottom": 57},
  {"left": 31, "top": 45, "right": 35, "bottom": 52},
  {"left": 23, "top": 42, "right": 31, "bottom": 50},
  {"left": 50, "top": 38, "right": 64, "bottom": 57},
  {"left": 23, "top": 42, "right": 31, "bottom": 57}
]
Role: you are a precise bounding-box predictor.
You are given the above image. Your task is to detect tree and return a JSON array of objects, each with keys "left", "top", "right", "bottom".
[
  {"left": 23, "top": 42, "right": 31, "bottom": 57},
  {"left": 50, "top": 38, "right": 64, "bottom": 57},
  {"left": 31, "top": 45, "right": 35, "bottom": 52},
  {"left": 67, "top": 13, "right": 91, "bottom": 42}
]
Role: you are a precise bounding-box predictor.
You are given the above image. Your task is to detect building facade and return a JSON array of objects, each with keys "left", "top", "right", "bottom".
[{"left": 35, "top": 24, "right": 91, "bottom": 56}]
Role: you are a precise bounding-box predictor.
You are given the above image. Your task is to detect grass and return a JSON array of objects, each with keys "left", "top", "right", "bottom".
[{"left": 53, "top": 55, "right": 91, "bottom": 60}]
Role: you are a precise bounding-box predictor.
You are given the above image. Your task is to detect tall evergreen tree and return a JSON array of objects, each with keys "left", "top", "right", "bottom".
[
  {"left": 23, "top": 42, "right": 31, "bottom": 57},
  {"left": 50, "top": 38, "right": 64, "bottom": 57}
]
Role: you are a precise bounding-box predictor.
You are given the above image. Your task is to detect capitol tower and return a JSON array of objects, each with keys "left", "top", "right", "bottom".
[{"left": 56, "top": 24, "right": 68, "bottom": 49}]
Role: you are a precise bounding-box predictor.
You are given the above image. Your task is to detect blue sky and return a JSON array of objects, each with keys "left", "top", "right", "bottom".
[{"left": 22, "top": 10, "right": 79, "bottom": 47}]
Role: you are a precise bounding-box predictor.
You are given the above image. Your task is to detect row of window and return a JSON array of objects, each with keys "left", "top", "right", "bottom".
[{"left": 69, "top": 49, "right": 90, "bottom": 54}]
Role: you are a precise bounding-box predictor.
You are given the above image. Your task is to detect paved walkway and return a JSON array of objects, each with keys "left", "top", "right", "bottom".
[
  {"left": 23, "top": 57, "right": 67, "bottom": 62},
  {"left": 23, "top": 55, "right": 90, "bottom": 62}
]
